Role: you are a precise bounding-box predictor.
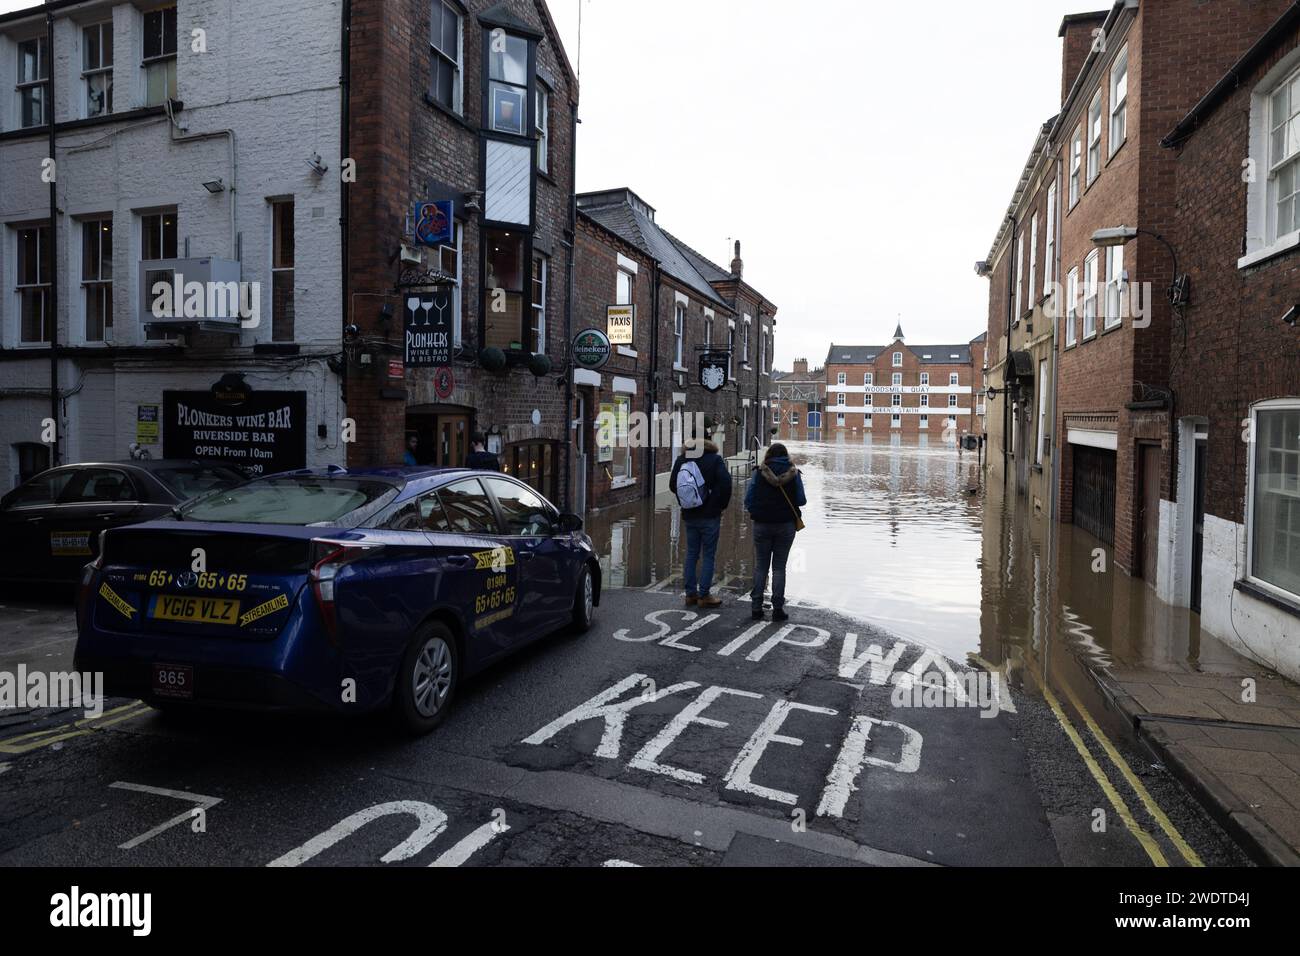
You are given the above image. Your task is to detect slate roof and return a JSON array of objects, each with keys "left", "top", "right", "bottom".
[{"left": 577, "top": 194, "right": 730, "bottom": 310}]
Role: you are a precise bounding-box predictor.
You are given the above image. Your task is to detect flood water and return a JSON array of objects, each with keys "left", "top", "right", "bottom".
[{"left": 585, "top": 437, "right": 1252, "bottom": 691}]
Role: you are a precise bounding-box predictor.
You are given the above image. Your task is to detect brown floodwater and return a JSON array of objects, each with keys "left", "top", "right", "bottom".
[{"left": 584, "top": 436, "right": 1250, "bottom": 682}]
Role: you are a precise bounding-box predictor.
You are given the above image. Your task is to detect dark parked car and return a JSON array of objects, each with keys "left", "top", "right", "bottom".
[
  {"left": 0, "top": 460, "right": 246, "bottom": 585},
  {"left": 73, "top": 466, "right": 600, "bottom": 733}
]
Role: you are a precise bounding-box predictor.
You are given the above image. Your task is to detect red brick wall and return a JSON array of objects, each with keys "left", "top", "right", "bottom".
[
  {"left": 1061, "top": 13, "right": 1107, "bottom": 108},
  {"left": 1168, "top": 15, "right": 1300, "bottom": 525},
  {"left": 824, "top": 346, "right": 981, "bottom": 439},
  {"left": 346, "top": 0, "right": 578, "bottom": 498}
]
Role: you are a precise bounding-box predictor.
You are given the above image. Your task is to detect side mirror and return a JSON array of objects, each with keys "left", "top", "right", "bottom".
[{"left": 557, "top": 513, "right": 584, "bottom": 534}]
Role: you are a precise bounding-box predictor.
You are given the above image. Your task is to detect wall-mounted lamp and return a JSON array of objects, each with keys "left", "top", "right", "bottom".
[
  {"left": 1283, "top": 304, "right": 1299, "bottom": 327},
  {"left": 1092, "top": 225, "right": 1189, "bottom": 307},
  {"left": 378, "top": 303, "right": 395, "bottom": 325},
  {"left": 306, "top": 153, "right": 329, "bottom": 176},
  {"left": 201, "top": 178, "right": 225, "bottom": 194}
]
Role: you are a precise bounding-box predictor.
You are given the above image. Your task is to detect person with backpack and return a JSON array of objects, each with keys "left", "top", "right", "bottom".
[
  {"left": 669, "top": 436, "right": 733, "bottom": 608},
  {"left": 745, "top": 443, "right": 807, "bottom": 622}
]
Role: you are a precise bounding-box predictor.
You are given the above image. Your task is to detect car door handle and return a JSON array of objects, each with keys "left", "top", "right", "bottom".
[
  {"left": 445, "top": 555, "right": 473, "bottom": 568},
  {"left": 95, "top": 512, "right": 116, "bottom": 520},
  {"left": 24, "top": 516, "right": 44, "bottom": 524},
  {"left": 518, "top": 550, "right": 536, "bottom": 562}
]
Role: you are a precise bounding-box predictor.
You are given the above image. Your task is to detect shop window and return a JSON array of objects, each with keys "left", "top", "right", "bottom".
[{"left": 506, "top": 442, "right": 558, "bottom": 502}]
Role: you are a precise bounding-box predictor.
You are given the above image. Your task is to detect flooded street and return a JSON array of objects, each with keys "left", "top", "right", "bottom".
[{"left": 587, "top": 437, "right": 1259, "bottom": 709}]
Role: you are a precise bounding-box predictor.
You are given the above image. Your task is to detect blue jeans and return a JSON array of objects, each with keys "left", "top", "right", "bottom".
[
  {"left": 684, "top": 518, "right": 721, "bottom": 597},
  {"left": 752, "top": 522, "right": 797, "bottom": 610}
]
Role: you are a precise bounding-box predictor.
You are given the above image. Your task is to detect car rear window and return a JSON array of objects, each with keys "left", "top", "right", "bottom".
[
  {"left": 152, "top": 464, "right": 245, "bottom": 500},
  {"left": 178, "top": 477, "right": 399, "bottom": 526}
]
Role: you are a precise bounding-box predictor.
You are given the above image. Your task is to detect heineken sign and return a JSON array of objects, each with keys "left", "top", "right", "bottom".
[{"left": 573, "top": 328, "right": 612, "bottom": 371}]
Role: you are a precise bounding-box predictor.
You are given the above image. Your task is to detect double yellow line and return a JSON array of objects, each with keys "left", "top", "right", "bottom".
[
  {"left": 1042, "top": 679, "right": 1202, "bottom": 867},
  {"left": 0, "top": 701, "right": 151, "bottom": 756}
]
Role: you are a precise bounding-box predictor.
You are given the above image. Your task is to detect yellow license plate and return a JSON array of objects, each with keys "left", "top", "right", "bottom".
[{"left": 151, "top": 595, "right": 241, "bottom": 625}]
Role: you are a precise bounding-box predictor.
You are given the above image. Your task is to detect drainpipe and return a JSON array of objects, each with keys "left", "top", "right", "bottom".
[
  {"left": 46, "top": 10, "right": 59, "bottom": 467},
  {"left": 562, "top": 98, "right": 577, "bottom": 512},
  {"left": 645, "top": 260, "right": 660, "bottom": 501},
  {"left": 1003, "top": 215, "right": 1016, "bottom": 484},
  {"left": 1048, "top": 153, "right": 1065, "bottom": 628},
  {"left": 340, "top": 0, "right": 351, "bottom": 447}
]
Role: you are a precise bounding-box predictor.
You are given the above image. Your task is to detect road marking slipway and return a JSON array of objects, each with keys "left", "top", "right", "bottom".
[
  {"left": 109, "top": 781, "right": 223, "bottom": 850},
  {"left": 0, "top": 701, "right": 151, "bottom": 755}
]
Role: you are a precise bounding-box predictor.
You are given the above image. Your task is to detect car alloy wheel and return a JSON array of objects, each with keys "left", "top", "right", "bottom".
[{"left": 412, "top": 635, "right": 453, "bottom": 718}]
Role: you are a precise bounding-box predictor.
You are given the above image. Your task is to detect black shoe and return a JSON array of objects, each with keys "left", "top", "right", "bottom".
[
  {"left": 751, "top": 608, "right": 765, "bottom": 621},
  {"left": 772, "top": 608, "right": 789, "bottom": 622}
]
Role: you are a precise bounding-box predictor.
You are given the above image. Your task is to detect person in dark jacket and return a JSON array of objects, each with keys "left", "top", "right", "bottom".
[
  {"left": 466, "top": 432, "right": 501, "bottom": 472},
  {"left": 669, "top": 437, "right": 733, "bottom": 608},
  {"left": 745, "top": 443, "right": 807, "bottom": 621}
]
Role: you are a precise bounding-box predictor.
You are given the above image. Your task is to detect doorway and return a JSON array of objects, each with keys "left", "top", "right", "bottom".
[
  {"left": 1072, "top": 443, "right": 1117, "bottom": 546},
  {"left": 1138, "top": 442, "right": 1162, "bottom": 584},
  {"left": 1190, "top": 437, "right": 1207, "bottom": 612},
  {"left": 406, "top": 405, "right": 473, "bottom": 468}
]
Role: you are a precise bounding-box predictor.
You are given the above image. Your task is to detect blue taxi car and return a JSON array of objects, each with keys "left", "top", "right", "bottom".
[{"left": 73, "top": 467, "right": 600, "bottom": 734}]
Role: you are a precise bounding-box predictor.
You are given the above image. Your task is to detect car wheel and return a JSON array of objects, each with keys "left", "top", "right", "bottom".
[
  {"left": 570, "top": 564, "right": 596, "bottom": 634},
  {"left": 394, "top": 622, "right": 459, "bottom": 735}
]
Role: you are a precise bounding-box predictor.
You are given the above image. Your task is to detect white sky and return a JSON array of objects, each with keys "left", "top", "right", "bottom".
[{"left": 0, "top": 0, "right": 1097, "bottom": 368}]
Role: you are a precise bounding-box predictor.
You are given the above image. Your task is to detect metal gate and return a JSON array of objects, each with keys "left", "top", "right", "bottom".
[{"left": 1072, "top": 445, "right": 1116, "bottom": 546}]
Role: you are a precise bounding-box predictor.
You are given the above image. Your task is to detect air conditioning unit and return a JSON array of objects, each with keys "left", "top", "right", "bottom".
[{"left": 139, "top": 258, "right": 247, "bottom": 333}]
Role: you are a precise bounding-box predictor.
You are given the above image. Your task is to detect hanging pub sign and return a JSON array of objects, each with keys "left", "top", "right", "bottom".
[
  {"left": 163, "top": 389, "right": 307, "bottom": 477},
  {"left": 573, "top": 328, "right": 612, "bottom": 371},
  {"left": 606, "top": 305, "right": 634, "bottom": 346},
  {"left": 699, "top": 350, "right": 730, "bottom": 393},
  {"left": 411, "top": 200, "right": 455, "bottom": 247},
  {"left": 404, "top": 290, "right": 455, "bottom": 367}
]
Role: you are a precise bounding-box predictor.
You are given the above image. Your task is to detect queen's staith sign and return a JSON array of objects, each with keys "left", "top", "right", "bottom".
[{"left": 163, "top": 390, "right": 307, "bottom": 476}]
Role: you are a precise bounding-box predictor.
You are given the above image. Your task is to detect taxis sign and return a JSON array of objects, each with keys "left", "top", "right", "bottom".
[{"left": 606, "top": 305, "right": 635, "bottom": 346}]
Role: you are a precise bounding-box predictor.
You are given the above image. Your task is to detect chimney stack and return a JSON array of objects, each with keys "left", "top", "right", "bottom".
[
  {"left": 1059, "top": 11, "right": 1108, "bottom": 106},
  {"left": 730, "top": 240, "right": 744, "bottom": 278},
  {"left": 793, "top": 358, "right": 809, "bottom": 377}
]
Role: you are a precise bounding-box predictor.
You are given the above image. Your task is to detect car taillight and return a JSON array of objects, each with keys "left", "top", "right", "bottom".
[
  {"left": 309, "top": 542, "right": 370, "bottom": 643},
  {"left": 76, "top": 531, "right": 108, "bottom": 629}
]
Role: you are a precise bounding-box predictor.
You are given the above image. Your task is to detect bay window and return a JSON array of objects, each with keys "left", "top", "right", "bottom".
[{"left": 487, "top": 31, "right": 529, "bottom": 136}]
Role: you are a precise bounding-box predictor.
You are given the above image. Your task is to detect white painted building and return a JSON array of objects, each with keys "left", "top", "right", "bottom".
[{"left": 0, "top": 0, "right": 344, "bottom": 489}]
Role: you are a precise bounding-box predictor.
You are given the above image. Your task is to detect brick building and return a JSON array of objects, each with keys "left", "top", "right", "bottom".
[
  {"left": 773, "top": 358, "right": 826, "bottom": 441},
  {"left": 345, "top": 0, "right": 578, "bottom": 505},
  {"left": 574, "top": 187, "right": 778, "bottom": 509},
  {"left": 982, "top": 0, "right": 1292, "bottom": 584},
  {"left": 1154, "top": 5, "right": 1300, "bottom": 681},
  {"left": 980, "top": 117, "right": 1059, "bottom": 518},
  {"left": 822, "top": 326, "right": 985, "bottom": 441}
]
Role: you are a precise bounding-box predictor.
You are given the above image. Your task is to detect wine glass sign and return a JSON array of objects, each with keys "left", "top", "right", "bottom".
[{"left": 405, "top": 289, "right": 454, "bottom": 367}]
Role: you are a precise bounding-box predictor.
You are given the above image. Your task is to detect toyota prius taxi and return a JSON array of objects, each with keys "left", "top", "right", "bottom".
[{"left": 73, "top": 467, "right": 600, "bottom": 733}]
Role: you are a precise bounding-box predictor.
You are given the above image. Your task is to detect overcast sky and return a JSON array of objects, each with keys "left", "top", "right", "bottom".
[{"left": 0, "top": 0, "right": 1095, "bottom": 368}]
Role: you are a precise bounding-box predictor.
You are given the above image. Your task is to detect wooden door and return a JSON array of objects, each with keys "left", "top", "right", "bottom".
[{"left": 436, "top": 415, "right": 469, "bottom": 468}]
